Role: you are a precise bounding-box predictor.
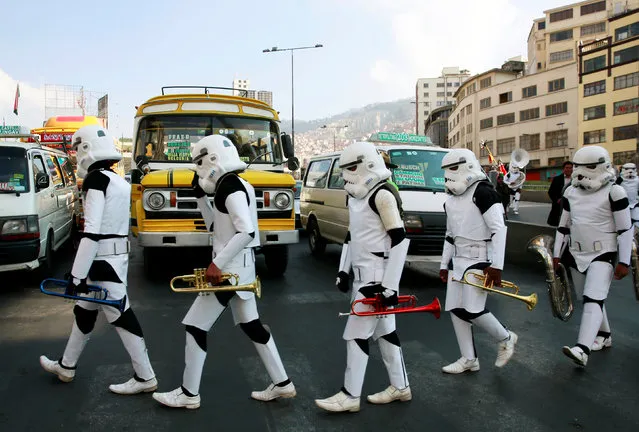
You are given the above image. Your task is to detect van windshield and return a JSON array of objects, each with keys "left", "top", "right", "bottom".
[
  {"left": 0, "top": 147, "right": 29, "bottom": 193},
  {"left": 387, "top": 149, "right": 446, "bottom": 192}
]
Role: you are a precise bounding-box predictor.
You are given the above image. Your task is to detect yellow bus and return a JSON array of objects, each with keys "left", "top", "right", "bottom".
[{"left": 130, "top": 86, "right": 300, "bottom": 277}]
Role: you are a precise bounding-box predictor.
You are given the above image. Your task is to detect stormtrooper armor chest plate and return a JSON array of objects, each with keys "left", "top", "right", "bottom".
[
  {"left": 348, "top": 187, "right": 390, "bottom": 270},
  {"left": 89, "top": 170, "right": 131, "bottom": 236},
  {"left": 621, "top": 177, "right": 639, "bottom": 208},
  {"left": 445, "top": 182, "right": 491, "bottom": 243},
  {"left": 565, "top": 184, "right": 617, "bottom": 254}
]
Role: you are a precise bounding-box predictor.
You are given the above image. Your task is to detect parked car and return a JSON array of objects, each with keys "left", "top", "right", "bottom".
[
  {"left": 0, "top": 129, "right": 81, "bottom": 275},
  {"left": 294, "top": 180, "right": 302, "bottom": 229}
]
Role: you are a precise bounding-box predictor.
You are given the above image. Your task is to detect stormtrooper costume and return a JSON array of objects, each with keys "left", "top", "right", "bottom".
[
  {"left": 153, "top": 135, "right": 294, "bottom": 410},
  {"left": 554, "top": 146, "right": 633, "bottom": 367},
  {"left": 504, "top": 164, "right": 526, "bottom": 215},
  {"left": 315, "top": 141, "right": 411, "bottom": 413},
  {"left": 616, "top": 163, "right": 639, "bottom": 228},
  {"left": 39, "top": 125, "right": 157, "bottom": 394},
  {"left": 439, "top": 149, "right": 518, "bottom": 374}
]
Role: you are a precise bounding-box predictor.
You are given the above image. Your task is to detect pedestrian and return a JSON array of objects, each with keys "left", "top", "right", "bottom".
[
  {"left": 547, "top": 161, "right": 573, "bottom": 227},
  {"left": 439, "top": 149, "right": 518, "bottom": 374},
  {"left": 315, "top": 141, "right": 411, "bottom": 413},
  {"left": 152, "top": 135, "right": 295, "bottom": 409},
  {"left": 554, "top": 146, "right": 632, "bottom": 367},
  {"left": 39, "top": 125, "right": 157, "bottom": 395}
]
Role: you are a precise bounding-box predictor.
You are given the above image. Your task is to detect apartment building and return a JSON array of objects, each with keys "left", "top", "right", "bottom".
[
  {"left": 449, "top": 61, "right": 579, "bottom": 180},
  {"left": 424, "top": 105, "right": 453, "bottom": 147},
  {"left": 232, "top": 78, "right": 274, "bottom": 106},
  {"left": 578, "top": 7, "right": 639, "bottom": 165},
  {"left": 414, "top": 67, "right": 471, "bottom": 135}
]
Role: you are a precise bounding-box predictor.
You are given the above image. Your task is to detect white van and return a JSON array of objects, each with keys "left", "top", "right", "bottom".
[
  {"left": 300, "top": 143, "right": 450, "bottom": 268},
  {"left": 0, "top": 129, "right": 81, "bottom": 274}
]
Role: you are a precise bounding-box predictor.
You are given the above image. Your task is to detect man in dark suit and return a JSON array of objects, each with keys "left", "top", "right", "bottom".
[{"left": 547, "top": 161, "right": 573, "bottom": 226}]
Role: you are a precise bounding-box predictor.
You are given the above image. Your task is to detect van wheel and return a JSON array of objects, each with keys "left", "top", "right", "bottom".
[
  {"left": 39, "top": 231, "right": 54, "bottom": 277},
  {"left": 263, "top": 245, "right": 288, "bottom": 277},
  {"left": 308, "top": 219, "right": 326, "bottom": 257}
]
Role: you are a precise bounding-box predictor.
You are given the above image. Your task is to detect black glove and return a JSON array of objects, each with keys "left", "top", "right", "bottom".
[
  {"left": 336, "top": 271, "right": 350, "bottom": 293},
  {"left": 191, "top": 172, "right": 206, "bottom": 198},
  {"left": 359, "top": 283, "right": 398, "bottom": 307},
  {"left": 380, "top": 289, "right": 399, "bottom": 307},
  {"left": 65, "top": 274, "right": 89, "bottom": 296}
]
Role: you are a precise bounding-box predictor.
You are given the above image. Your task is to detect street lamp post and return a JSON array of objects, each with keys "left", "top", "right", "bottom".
[
  {"left": 321, "top": 125, "right": 349, "bottom": 152},
  {"left": 262, "top": 44, "right": 323, "bottom": 149}
]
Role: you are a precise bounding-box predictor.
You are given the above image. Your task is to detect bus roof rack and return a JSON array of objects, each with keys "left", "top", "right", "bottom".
[{"left": 161, "top": 86, "right": 248, "bottom": 97}]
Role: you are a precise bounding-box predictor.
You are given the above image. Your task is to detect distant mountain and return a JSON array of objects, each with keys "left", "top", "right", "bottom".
[{"left": 280, "top": 98, "right": 417, "bottom": 166}]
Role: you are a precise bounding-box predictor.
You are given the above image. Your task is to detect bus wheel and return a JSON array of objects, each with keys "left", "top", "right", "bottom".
[{"left": 263, "top": 245, "right": 288, "bottom": 277}]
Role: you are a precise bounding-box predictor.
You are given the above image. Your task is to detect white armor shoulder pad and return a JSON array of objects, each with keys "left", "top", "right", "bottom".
[{"left": 610, "top": 184, "right": 628, "bottom": 202}]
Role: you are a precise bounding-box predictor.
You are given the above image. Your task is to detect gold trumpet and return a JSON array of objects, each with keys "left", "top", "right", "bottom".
[
  {"left": 454, "top": 272, "right": 538, "bottom": 311},
  {"left": 170, "top": 268, "right": 261, "bottom": 298}
]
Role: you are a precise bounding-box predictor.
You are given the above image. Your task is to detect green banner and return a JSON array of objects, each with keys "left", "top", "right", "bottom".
[
  {"left": 370, "top": 132, "right": 432, "bottom": 144},
  {"left": 0, "top": 125, "right": 23, "bottom": 135}
]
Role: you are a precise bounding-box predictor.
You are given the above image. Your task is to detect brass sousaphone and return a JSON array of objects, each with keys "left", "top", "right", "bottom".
[{"left": 170, "top": 268, "right": 261, "bottom": 298}]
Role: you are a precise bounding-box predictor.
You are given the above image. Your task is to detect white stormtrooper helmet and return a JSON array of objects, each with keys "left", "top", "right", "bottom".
[
  {"left": 191, "top": 134, "right": 247, "bottom": 194},
  {"left": 339, "top": 141, "right": 391, "bottom": 199},
  {"left": 440, "top": 148, "right": 487, "bottom": 195},
  {"left": 620, "top": 162, "right": 637, "bottom": 179},
  {"left": 571, "top": 145, "right": 615, "bottom": 192},
  {"left": 71, "top": 125, "right": 122, "bottom": 179}
]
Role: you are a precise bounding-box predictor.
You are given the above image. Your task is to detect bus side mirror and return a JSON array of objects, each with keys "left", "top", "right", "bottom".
[
  {"left": 287, "top": 156, "right": 300, "bottom": 172},
  {"left": 282, "top": 133, "right": 294, "bottom": 158},
  {"left": 35, "top": 172, "right": 50, "bottom": 190}
]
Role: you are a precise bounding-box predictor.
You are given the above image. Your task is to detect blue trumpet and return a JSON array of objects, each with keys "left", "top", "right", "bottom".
[{"left": 40, "top": 279, "right": 126, "bottom": 312}]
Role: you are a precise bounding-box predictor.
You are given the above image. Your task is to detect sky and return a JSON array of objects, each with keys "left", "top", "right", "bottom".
[{"left": 1, "top": 0, "right": 570, "bottom": 138}]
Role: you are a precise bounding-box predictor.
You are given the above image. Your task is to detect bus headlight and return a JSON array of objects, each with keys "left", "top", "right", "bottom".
[
  {"left": 274, "top": 192, "right": 291, "bottom": 209},
  {"left": 146, "top": 192, "right": 166, "bottom": 210}
]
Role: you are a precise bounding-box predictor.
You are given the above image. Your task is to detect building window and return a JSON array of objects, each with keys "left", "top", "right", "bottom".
[
  {"left": 613, "top": 125, "right": 639, "bottom": 141},
  {"left": 613, "top": 46, "right": 639, "bottom": 65},
  {"left": 480, "top": 141, "right": 493, "bottom": 157},
  {"left": 529, "top": 159, "right": 541, "bottom": 168},
  {"left": 615, "top": 22, "right": 639, "bottom": 42},
  {"left": 548, "top": 78, "right": 565, "bottom": 92},
  {"left": 519, "top": 107, "right": 540, "bottom": 121},
  {"left": 466, "top": 105, "right": 472, "bottom": 115},
  {"left": 614, "top": 98, "right": 639, "bottom": 116},
  {"left": 447, "top": 82, "right": 453, "bottom": 87},
  {"left": 437, "top": 82, "right": 445, "bottom": 87},
  {"left": 546, "top": 130, "right": 568, "bottom": 148},
  {"left": 537, "top": 62, "right": 543, "bottom": 69},
  {"left": 549, "top": 9, "right": 573, "bottom": 23},
  {"left": 583, "top": 55, "right": 606, "bottom": 72},
  {"left": 584, "top": 80, "right": 606, "bottom": 96},
  {"left": 499, "top": 92, "right": 512, "bottom": 104},
  {"left": 546, "top": 101, "right": 568, "bottom": 116},
  {"left": 581, "top": 21, "right": 606, "bottom": 36},
  {"left": 468, "top": 83, "right": 476, "bottom": 94},
  {"left": 614, "top": 72, "right": 639, "bottom": 90},
  {"left": 480, "top": 77, "right": 492, "bottom": 89},
  {"left": 423, "top": 92, "right": 429, "bottom": 97},
  {"left": 454, "top": 82, "right": 460, "bottom": 87},
  {"left": 538, "top": 21, "right": 546, "bottom": 30},
  {"left": 520, "top": 133, "right": 541, "bottom": 151},
  {"left": 447, "top": 92, "right": 453, "bottom": 96},
  {"left": 522, "top": 85, "right": 537, "bottom": 98},
  {"left": 583, "top": 129, "right": 606, "bottom": 144},
  {"left": 424, "top": 110, "right": 429, "bottom": 116},
  {"left": 583, "top": 104, "right": 606, "bottom": 120},
  {"left": 550, "top": 29, "right": 574, "bottom": 43},
  {"left": 581, "top": 1, "right": 605, "bottom": 15},
  {"left": 613, "top": 151, "right": 638, "bottom": 165},
  {"left": 497, "top": 137, "right": 515, "bottom": 155},
  {"left": 549, "top": 156, "right": 569, "bottom": 167},
  {"left": 466, "top": 141, "right": 473, "bottom": 151},
  {"left": 480, "top": 117, "right": 494, "bottom": 129},
  {"left": 480, "top": 97, "right": 491, "bottom": 109},
  {"left": 437, "top": 92, "right": 445, "bottom": 97},
  {"left": 467, "top": 124, "right": 473, "bottom": 133},
  {"left": 550, "top": 49, "right": 573, "bottom": 63},
  {"left": 497, "top": 113, "right": 515, "bottom": 125},
  {"left": 423, "top": 83, "right": 429, "bottom": 88}
]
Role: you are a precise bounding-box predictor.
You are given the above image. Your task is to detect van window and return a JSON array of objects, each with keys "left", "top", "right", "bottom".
[
  {"left": 328, "top": 161, "right": 345, "bottom": 189},
  {"left": 304, "top": 159, "right": 332, "bottom": 188},
  {"left": 58, "top": 156, "right": 76, "bottom": 186},
  {"left": 45, "top": 154, "right": 65, "bottom": 189},
  {"left": 388, "top": 149, "right": 447, "bottom": 192},
  {"left": 32, "top": 154, "right": 47, "bottom": 187},
  {"left": 0, "top": 147, "right": 29, "bottom": 193}
]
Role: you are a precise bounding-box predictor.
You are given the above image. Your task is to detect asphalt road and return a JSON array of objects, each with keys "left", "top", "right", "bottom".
[{"left": 1, "top": 225, "right": 638, "bottom": 432}]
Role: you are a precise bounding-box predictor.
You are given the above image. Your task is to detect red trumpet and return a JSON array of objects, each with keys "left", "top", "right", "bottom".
[{"left": 339, "top": 295, "right": 441, "bottom": 318}]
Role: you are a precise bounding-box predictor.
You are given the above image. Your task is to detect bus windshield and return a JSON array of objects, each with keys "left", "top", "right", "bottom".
[
  {"left": 387, "top": 149, "right": 446, "bottom": 192},
  {"left": 134, "top": 115, "right": 283, "bottom": 164},
  {"left": 0, "top": 147, "right": 29, "bottom": 193}
]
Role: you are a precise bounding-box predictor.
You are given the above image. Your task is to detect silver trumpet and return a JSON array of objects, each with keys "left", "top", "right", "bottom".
[{"left": 527, "top": 234, "right": 573, "bottom": 321}]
